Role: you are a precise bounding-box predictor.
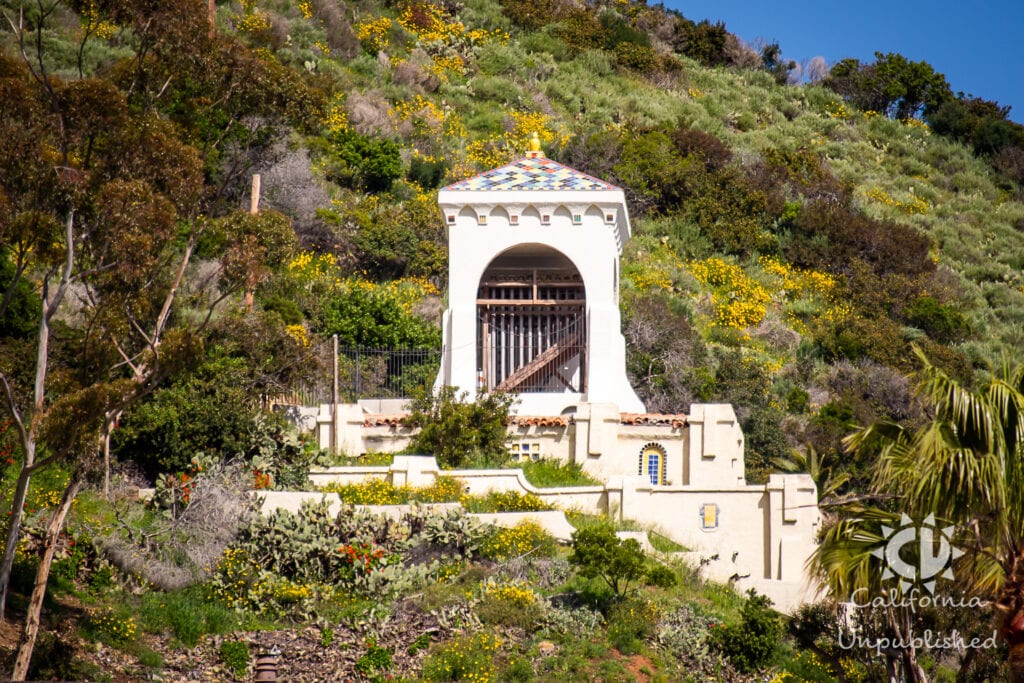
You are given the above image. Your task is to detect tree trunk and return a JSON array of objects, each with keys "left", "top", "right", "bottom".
[
  {"left": 0, "top": 447, "right": 35, "bottom": 623},
  {"left": 11, "top": 476, "right": 81, "bottom": 681},
  {"left": 102, "top": 411, "right": 120, "bottom": 500},
  {"left": 1009, "top": 641, "right": 1024, "bottom": 683}
]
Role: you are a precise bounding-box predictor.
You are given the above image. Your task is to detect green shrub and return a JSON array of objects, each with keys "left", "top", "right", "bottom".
[
  {"left": 644, "top": 564, "right": 678, "bottom": 588},
  {"left": 219, "top": 641, "right": 250, "bottom": 679},
  {"left": 324, "top": 128, "right": 402, "bottom": 192},
  {"left": 476, "top": 580, "right": 544, "bottom": 629},
  {"left": 318, "top": 281, "right": 441, "bottom": 348},
  {"left": 709, "top": 591, "right": 782, "bottom": 673},
  {"left": 814, "top": 315, "right": 905, "bottom": 366},
  {"left": 606, "top": 596, "right": 659, "bottom": 654},
  {"left": 903, "top": 295, "right": 968, "bottom": 342},
  {"left": 499, "top": 0, "right": 558, "bottom": 30},
  {"left": 0, "top": 246, "right": 40, "bottom": 338},
  {"left": 85, "top": 609, "right": 138, "bottom": 646},
  {"left": 356, "top": 642, "right": 393, "bottom": 676},
  {"left": 613, "top": 42, "right": 655, "bottom": 73},
  {"left": 114, "top": 355, "right": 259, "bottom": 477},
  {"left": 407, "top": 387, "right": 516, "bottom": 468},
  {"left": 568, "top": 523, "right": 646, "bottom": 597},
  {"left": 27, "top": 633, "right": 97, "bottom": 682}
]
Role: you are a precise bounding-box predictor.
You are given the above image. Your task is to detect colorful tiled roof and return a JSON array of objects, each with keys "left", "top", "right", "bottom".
[{"left": 443, "top": 156, "right": 619, "bottom": 192}]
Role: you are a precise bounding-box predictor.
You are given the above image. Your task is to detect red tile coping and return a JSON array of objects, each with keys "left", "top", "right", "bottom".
[
  {"left": 363, "top": 413, "right": 687, "bottom": 428},
  {"left": 363, "top": 414, "right": 408, "bottom": 427},
  {"left": 510, "top": 415, "right": 570, "bottom": 427},
  {"left": 619, "top": 413, "right": 688, "bottom": 428}
]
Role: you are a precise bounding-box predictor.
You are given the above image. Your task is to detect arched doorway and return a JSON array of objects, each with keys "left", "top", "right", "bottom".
[{"left": 476, "top": 244, "right": 586, "bottom": 393}]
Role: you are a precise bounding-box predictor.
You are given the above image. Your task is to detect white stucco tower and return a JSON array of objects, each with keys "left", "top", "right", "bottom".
[{"left": 435, "top": 137, "right": 645, "bottom": 414}]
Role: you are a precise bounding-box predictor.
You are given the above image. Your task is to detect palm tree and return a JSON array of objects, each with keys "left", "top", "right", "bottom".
[
  {"left": 773, "top": 444, "right": 851, "bottom": 504},
  {"left": 813, "top": 503, "right": 929, "bottom": 682},
  {"left": 814, "top": 349, "right": 1024, "bottom": 681}
]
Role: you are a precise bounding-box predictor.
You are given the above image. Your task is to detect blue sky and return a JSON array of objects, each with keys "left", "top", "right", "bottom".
[{"left": 665, "top": 1, "right": 1024, "bottom": 124}]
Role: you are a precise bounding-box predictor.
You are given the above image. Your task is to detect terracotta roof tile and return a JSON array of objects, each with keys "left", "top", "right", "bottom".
[
  {"left": 363, "top": 412, "right": 687, "bottom": 428},
  {"left": 510, "top": 415, "right": 569, "bottom": 427},
  {"left": 619, "top": 413, "right": 688, "bottom": 428},
  {"left": 363, "top": 414, "right": 407, "bottom": 427}
]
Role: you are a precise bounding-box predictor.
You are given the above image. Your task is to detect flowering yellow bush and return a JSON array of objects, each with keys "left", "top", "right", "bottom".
[
  {"left": 355, "top": 17, "right": 392, "bottom": 53},
  {"left": 391, "top": 95, "right": 446, "bottom": 135},
  {"left": 689, "top": 258, "right": 770, "bottom": 329},
  {"left": 451, "top": 111, "right": 572, "bottom": 177},
  {"left": 429, "top": 54, "right": 466, "bottom": 81},
  {"left": 297, "top": 0, "right": 313, "bottom": 19},
  {"left": 758, "top": 256, "right": 835, "bottom": 299},
  {"left": 481, "top": 520, "right": 553, "bottom": 560},
  {"left": 89, "top": 610, "right": 138, "bottom": 644},
  {"left": 422, "top": 631, "right": 501, "bottom": 682},
  {"left": 319, "top": 476, "right": 462, "bottom": 504},
  {"left": 236, "top": 0, "right": 270, "bottom": 33},
  {"left": 323, "top": 96, "right": 349, "bottom": 134},
  {"left": 825, "top": 101, "right": 851, "bottom": 119},
  {"left": 286, "top": 251, "right": 439, "bottom": 305},
  {"left": 80, "top": 0, "right": 117, "bottom": 40},
  {"left": 864, "top": 187, "right": 928, "bottom": 214},
  {"left": 398, "top": 1, "right": 464, "bottom": 44},
  {"left": 285, "top": 324, "right": 310, "bottom": 348},
  {"left": 902, "top": 117, "right": 931, "bottom": 133},
  {"left": 482, "top": 579, "right": 536, "bottom": 607}
]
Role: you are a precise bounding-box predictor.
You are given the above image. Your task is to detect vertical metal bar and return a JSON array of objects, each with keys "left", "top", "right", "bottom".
[
  {"left": 481, "top": 311, "right": 490, "bottom": 390},
  {"left": 355, "top": 347, "right": 361, "bottom": 398}
]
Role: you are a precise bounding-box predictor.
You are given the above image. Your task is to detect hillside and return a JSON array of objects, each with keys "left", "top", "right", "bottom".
[{"left": 3, "top": 0, "right": 1024, "bottom": 679}]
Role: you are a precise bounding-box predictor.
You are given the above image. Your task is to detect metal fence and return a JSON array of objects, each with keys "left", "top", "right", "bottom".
[{"left": 268, "top": 344, "right": 441, "bottom": 406}]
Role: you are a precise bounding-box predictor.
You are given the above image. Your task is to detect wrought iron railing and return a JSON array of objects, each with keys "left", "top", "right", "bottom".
[{"left": 267, "top": 345, "right": 441, "bottom": 405}]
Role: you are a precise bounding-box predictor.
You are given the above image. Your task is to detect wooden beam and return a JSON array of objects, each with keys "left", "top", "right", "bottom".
[{"left": 476, "top": 299, "right": 583, "bottom": 307}]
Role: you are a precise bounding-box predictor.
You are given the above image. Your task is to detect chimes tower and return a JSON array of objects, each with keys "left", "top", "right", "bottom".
[{"left": 435, "top": 135, "right": 644, "bottom": 414}]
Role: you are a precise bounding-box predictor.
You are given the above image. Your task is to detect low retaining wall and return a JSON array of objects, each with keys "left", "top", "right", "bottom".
[
  {"left": 304, "top": 456, "right": 820, "bottom": 612},
  {"left": 255, "top": 491, "right": 576, "bottom": 542}
]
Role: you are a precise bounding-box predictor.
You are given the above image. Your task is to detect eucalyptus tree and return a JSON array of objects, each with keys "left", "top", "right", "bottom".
[{"left": 0, "top": 2, "right": 301, "bottom": 675}]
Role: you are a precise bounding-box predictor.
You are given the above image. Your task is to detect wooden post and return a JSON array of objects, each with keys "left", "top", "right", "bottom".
[
  {"left": 208, "top": 0, "right": 216, "bottom": 39},
  {"left": 250, "top": 174, "right": 261, "bottom": 215},
  {"left": 244, "top": 174, "right": 260, "bottom": 310}
]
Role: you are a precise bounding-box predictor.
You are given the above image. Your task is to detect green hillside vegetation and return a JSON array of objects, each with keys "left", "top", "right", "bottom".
[{"left": 3, "top": 0, "right": 1024, "bottom": 678}]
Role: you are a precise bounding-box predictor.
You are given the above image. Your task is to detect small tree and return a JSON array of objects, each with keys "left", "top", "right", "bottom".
[
  {"left": 406, "top": 387, "right": 515, "bottom": 468},
  {"left": 568, "top": 523, "right": 646, "bottom": 597},
  {"left": 709, "top": 590, "right": 782, "bottom": 673}
]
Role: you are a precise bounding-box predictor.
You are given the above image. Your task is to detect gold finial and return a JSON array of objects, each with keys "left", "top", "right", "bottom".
[{"left": 526, "top": 131, "right": 544, "bottom": 158}]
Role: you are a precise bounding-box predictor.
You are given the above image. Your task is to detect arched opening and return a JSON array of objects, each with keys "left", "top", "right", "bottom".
[{"left": 477, "top": 244, "right": 586, "bottom": 393}]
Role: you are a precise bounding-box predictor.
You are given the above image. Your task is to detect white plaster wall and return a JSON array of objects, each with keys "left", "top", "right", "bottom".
[
  {"left": 437, "top": 187, "right": 644, "bottom": 414},
  {"left": 299, "top": 454, "right": 821, "bottom": 612},
  {"left": 686, "top": 404, "right": 746, "bottom": 489}
]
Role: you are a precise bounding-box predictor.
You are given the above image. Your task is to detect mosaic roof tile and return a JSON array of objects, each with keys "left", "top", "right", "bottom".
[{"left": 443, "top": 156, "right": 619, "bottom": 192}]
